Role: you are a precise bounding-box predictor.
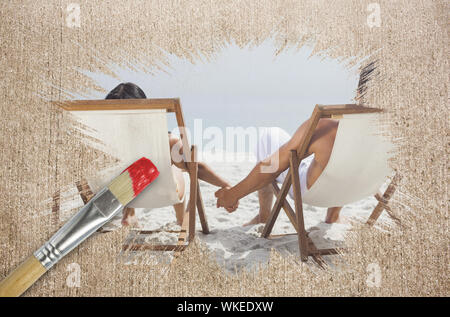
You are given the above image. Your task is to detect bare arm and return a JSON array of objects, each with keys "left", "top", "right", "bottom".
[
  {"left": 215, "top": 120, "right": 315, "bottom": 210},
  {"left": 198, "top": 162, "right": 230, "bottom": 188},
  {"left": 169, "top": 136, "right": 230, "bottom": 188},
  {"left": 216, "top": 140, "right": 295, "bottom": 207}
]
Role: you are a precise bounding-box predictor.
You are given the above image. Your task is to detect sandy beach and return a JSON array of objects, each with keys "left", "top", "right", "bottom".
[{"left": 107, "top": 152, "right": 392, "bottom": 272}]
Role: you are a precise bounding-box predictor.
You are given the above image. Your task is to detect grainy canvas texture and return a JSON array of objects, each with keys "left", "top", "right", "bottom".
[{"left": 0, "top": 0, "right": 448, "bottom": 296}]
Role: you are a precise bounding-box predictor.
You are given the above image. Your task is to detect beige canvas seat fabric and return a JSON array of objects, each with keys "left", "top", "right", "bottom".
[
  {"left": 301, "top": 113, "right": 393, "bottom": 207},
  {"left": 72, "top": 109, "right": 181, "bottom": 209}
]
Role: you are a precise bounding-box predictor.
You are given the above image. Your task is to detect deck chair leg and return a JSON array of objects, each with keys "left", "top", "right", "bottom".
[
  {"left": 172, "top": 146, "right": 199, "bottom": 257},
  {"left": 367, "top": 173, "right": 401, "bottom": 226},
  {"left": 173, "top": 206, "right": 190, "bottom": 256},
  {"left": 261, "top": 170, "right": 292, "bottom": 238},
  {"left": 187, "top": 145, "right": 198, "bottom": 242},
  {"left": 289, "top": 150, "right": 309, "bottom": 262},
  {"left": 271, "top": 182, "right": 299, "bottom": 232}
]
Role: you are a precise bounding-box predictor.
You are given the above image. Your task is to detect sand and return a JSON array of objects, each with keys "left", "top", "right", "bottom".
[{"left": 110, "top": 152, "right": 393, "bottom": 272}]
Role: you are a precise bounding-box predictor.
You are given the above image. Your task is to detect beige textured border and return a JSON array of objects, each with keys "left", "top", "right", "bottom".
[{"left": 0, "top": 1, "right": 447, "bottom": 296}]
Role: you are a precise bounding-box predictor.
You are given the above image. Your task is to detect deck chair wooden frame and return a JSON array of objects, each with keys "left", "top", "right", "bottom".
[
  {"left": 53, "top": 98, "right": 209, "bottom": 253},
  {"left": 261, "top": 104, "right": 401, "bottom": 265}
]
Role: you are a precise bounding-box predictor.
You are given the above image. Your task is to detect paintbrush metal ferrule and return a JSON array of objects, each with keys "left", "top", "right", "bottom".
[{"left": 34, "top": 187, "right": 124, "bottom": 270}]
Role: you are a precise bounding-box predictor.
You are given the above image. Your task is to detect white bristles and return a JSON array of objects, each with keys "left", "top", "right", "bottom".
[{"left": 108, "top": 171, "right": 135, "bottom": 206}]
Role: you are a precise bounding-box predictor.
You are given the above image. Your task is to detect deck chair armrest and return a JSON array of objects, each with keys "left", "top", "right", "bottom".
[
  {"left": 317, "top": 104, "right": 382, "bottom": 117},
  {"left": 53, "top": 98, "right": 179, "bottom": 112}
]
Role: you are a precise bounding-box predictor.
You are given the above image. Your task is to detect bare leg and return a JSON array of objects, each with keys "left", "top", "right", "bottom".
[
  {"left": 325, "top": 206, "right": 346, "bottom": 224},
  {"left": 172, "top": 165, "right": 186, "bottom": 226},
  {"left": 244, "top": 184, "right": 273, "bottom": 226},
  {"left": 174, "top": 199, "right": 186, "bottom": 226}
]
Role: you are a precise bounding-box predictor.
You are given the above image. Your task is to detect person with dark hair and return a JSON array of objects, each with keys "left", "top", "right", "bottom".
[
  {"left": 105, "top": 83, "right": 236, "bottom": 227},
  {"left": 105, "top": 82, "right": 147, "bottom": 99}
]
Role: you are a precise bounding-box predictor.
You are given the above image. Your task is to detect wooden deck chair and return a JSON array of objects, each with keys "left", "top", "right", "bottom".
[
  {"left": 53, "top": 98, "right": 209, "bottom": 253},
  {"left": 261, "top": 104, "right": 401, "bottom": 265}
]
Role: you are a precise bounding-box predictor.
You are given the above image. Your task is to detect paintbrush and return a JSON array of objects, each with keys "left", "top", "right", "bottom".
[{"left": 0, "top": 157, "right": 159, "bottom": 297}]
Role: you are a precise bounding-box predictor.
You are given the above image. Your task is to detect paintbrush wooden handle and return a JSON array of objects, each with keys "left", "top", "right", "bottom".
[{"left": 0, "top": 255, "right": 47, "bottom": 297}]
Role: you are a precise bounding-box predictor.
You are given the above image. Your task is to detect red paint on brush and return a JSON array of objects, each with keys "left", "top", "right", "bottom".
[{"left": 123, "top": 157, "right": 160, "bottom": 197}]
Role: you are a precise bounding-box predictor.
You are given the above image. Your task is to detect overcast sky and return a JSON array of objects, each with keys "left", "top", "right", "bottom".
[{"left": 80, "top": 39, "right": 360, "bottom": 134}]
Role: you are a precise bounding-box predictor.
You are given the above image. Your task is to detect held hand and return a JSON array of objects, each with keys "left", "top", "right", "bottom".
[
  {"left": 215, "top": 187, "right": 239, "bottom": 213},
  {"left": 226, "top": 200, "right": 239, "bottom": 213}
]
